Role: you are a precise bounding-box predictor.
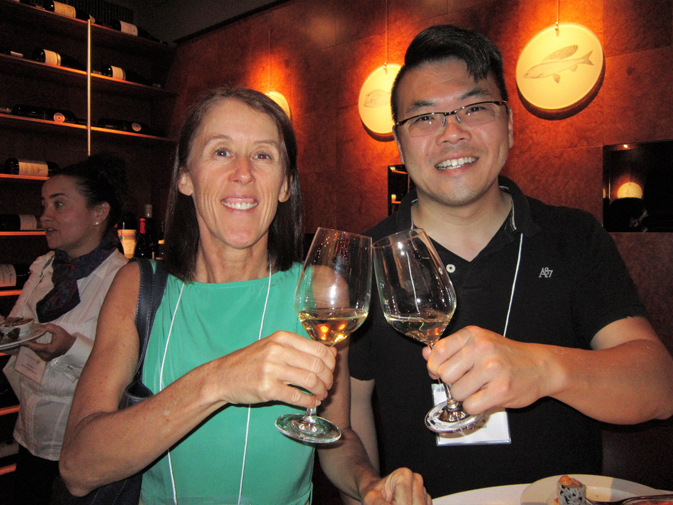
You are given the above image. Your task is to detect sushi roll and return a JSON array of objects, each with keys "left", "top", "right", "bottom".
[{"left": 557, "top": 475, "right": 586, "bottom": 505}]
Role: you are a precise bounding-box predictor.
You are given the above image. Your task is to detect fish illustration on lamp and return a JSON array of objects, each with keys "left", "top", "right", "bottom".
[
  {"left": 523, "top": 45, "right": 594, "bottom": 84},
  {"left": 358, "top": 64, "right": 402, "bottom": 137},
  {"left": 516, "top": 23, "right": 604, "bottom": 113}
]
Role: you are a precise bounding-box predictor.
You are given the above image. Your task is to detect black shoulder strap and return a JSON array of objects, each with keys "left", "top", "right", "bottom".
[{"left": 131, "top": 258, "right": 168, "bottom": 379}]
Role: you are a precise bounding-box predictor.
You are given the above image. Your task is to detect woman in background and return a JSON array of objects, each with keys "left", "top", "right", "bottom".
[{"left": 3, "top": 153, "right": 129, "bottom": 504}]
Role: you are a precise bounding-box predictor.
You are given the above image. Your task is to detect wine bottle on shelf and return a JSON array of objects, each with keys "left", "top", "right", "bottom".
[
  {"left": 109, "top": 20, "right": 161, "bottom": 43},
  {"left": 0, "top": 214, "right": 39, "bottom": 231},
  {"left": 134, "top": 218, "right": 154, "bottom": 259},
  {"left": 3, "top": 158, "right": 58, "bottom": 177},
  {"left": 32, "top": 48, "right": 86, "bottom": 71},
  {"left": 117, "top": 212, "right": 137, "bottom": 259},
  {"left": 143, "top": 204, "right": 157, "bottom": 254},
  {"left": 1, "top": 47, "right": 24, "bottom": 58},
  {"left": 44, "top": 1, "right": 95, "bottom": 22},
  {"left": 12, "top": 104, "right": 77, "bottom": 124},
  {"left": 97, "top": 117, "right": 153, "bottom": 135},
  {"left": 0, "top": 264, "right": 30, "bottom": 291},
  {"left": 154, "top": 220, "right": 165, "bottom": 261},
  {"left": 100, "top": 65, "right": 152, "bottom": 86},
  {"left": 113, "top": 224, "right": 124, "bottom": 255}
]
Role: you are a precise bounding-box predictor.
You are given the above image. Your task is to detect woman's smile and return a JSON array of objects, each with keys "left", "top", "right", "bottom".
[{"left": 221, "top": 197, "right": 259, "bottom": 210}]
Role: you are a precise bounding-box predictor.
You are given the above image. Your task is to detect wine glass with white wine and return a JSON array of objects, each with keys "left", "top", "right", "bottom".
[
  {"left": 275, "top": 227, "right": 372, "bottom": 443},
  {"left": 372, "top": 228, "right": 485, "bottom": 433}
]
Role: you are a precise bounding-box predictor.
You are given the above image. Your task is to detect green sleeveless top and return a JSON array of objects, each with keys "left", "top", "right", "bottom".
[{"left": 140, "top": 263, "right": 314, "bottom": 505}]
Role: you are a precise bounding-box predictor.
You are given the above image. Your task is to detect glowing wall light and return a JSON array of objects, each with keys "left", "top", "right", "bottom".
[
  {"left": 357, "top": 0, "right": 401, "bottom": 138},
  {"left": 358, "top": 64, "right": 401, "bottom": 136},
  {"left": 516, "top": 22, "right": 603, "bottom": 112},
  {"left": 266, "top": 91, "right": 291, "bottom": 119},
  {"left": 617, "top": 182, "right": 643, "bottom": 199}
]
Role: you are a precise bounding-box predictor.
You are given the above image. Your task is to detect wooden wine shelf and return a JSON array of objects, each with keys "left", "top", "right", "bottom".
[
  {"left": 0, "top": 464, "right": 16, "bottom": 476},
  {"left": 0, "top": 291, "right": 21, "bottom": 298},
  {"left": 0, "top": 0, "right": 88, "bottom": 42},
  {"left": 0, "top": 231, "right": 45, "bottom": 237},
  {"left": 0, "top": 112, "right": 87, "bottom": 136},
  {"left": 91, "top": 125, "right": 173, "bottom": 142},
  {"left": 0, "top": 54, "right": 177, "bottom": 100},
  {"left": 0, "top": 174, "right": 48, "bottom": 182},
  {"left": 0, "top": 1, "right": 175, "bottom": 58},
  {"left": 0, "top": 406, "right": 19, "bottom": 417},
  {"left": 0, "top": 114, "right": 174, "bottom": 143}
]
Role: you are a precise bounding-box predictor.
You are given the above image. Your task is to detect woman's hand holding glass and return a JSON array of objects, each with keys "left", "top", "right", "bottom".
[
  {"left": 275, "top": 227, "right": 372, "bottom": 443},
  {"left": 207, "top": 330, "right": 336, "bottom": 409}
]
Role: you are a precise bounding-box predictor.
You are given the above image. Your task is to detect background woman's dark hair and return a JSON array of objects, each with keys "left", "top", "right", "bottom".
[
  {"left": 54, "top": 152, "right": 129, "bottom": 233},
  {"left": 163, "top": 87, "right": 303, "bottom": 281},
  {"left": 391, "top": 24, "right": 508, "bottom": 122}
]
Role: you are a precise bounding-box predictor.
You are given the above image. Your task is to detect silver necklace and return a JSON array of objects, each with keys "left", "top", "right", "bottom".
[{"left": 161, "top": 266, "right": 273, "bottom": 505}]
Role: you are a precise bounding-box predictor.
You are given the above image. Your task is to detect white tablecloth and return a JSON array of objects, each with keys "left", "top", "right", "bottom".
[{"left": 434, "top": 484, "right": 529, "bottom": 505}]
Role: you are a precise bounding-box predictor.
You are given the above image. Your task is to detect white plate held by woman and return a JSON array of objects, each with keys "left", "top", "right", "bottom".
[
  {"left": 521, "top": 474, "right": 661, "bottom": 505},
  {"left": 0, "top": 323, "right": 47, "bottom": 351}
]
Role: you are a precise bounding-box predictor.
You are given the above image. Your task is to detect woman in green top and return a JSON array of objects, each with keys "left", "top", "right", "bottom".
[{"left": 60, "top": 88, "right": 431, "bottom": 505}]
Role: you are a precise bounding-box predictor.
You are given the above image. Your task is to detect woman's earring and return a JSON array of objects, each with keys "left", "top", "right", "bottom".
[{"left": 95, "top": 222, "right": 100, "bottom": 226}]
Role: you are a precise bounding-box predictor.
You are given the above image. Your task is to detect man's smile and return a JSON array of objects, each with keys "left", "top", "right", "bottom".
[{"left": 436, "top": 156, "right": 477, "bottom": 170}]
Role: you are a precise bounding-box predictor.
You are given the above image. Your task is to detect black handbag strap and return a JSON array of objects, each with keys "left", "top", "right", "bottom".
[{"left": 131, "top": 258, "right": 168, "bottom": 379}]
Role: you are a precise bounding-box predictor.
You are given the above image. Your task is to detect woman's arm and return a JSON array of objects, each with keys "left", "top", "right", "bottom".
[
  {"left": 317, "top": 343, "right": 431, "bottom": 505},
  {"left": 60, "top": 262, "right": 338, "bottom": 496}
]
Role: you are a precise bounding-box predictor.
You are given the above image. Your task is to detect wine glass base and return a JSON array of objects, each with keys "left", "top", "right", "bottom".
[
  {"left": 425, "top": 404, "right": 487, "bottom": 433},
  {"left": 275, "top": 413, "right": 342, "bottom": 444}
]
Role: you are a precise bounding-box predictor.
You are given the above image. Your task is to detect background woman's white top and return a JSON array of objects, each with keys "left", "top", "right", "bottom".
[{"left": 3, "top": 250, "right": 127, "bottom": 460}]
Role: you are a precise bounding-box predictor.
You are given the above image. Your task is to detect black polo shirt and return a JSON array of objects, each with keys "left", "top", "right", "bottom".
[{"left": 349, "top": 177, "right": 646, "bottom": 497}]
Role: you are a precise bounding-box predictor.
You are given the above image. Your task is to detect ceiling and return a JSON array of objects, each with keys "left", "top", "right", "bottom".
[{"left": 131, "top": 0, "right": 285, "bottom": 44}]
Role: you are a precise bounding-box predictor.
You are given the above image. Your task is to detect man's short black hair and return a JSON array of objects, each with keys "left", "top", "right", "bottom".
[{"left": 391, "top": 25, "right": 508, "bottom": 122}]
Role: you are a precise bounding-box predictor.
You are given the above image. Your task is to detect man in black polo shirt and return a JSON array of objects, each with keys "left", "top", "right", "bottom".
[{"left": 347, "top": 24, "right": 673, "bottom": 499}]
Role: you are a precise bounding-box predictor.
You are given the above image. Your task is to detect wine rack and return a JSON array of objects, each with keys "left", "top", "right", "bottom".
[{"left": 0, "top": 0, "right": 178, "bottom": 477}]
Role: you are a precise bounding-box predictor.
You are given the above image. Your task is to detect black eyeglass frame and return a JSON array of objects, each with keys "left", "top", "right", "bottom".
[{"left": 394, "top": 100, "right": 509, "bottom": 132}]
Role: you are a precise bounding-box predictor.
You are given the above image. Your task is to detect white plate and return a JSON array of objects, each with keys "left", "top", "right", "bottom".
[
  {"left": 434, "top": 483, "right": 528, "bottom": 505},
  {"left": 0, "top": 323, "right": 47, "bottom": 351},
  {"left": 521, "top": 474, "right": 660, "bottom": 505}
]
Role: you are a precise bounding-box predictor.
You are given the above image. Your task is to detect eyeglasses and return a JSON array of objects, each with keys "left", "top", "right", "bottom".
[{"left": 395, "top": 101, "right": 508, "bottom": 137}]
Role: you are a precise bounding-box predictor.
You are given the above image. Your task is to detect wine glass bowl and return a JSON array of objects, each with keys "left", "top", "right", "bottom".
[
  {"left": 373, "top": 228, "right": 484, "bottom": 433},
  {"left": 275, "top": 227, "right": 372, "bottom": 443}
]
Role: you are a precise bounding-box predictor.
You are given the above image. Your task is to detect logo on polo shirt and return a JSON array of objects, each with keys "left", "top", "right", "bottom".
[{"left": 538, "top": 267, "right": 553, "bottom": 278}]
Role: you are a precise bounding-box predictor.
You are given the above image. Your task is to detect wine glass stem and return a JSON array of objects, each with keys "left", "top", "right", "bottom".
[
  {"left": 442, "top": 382, "right": 462, "bottom": 410},
  {"left": 304, "top": 407, "right": 318, "bottom": 422},
  {"left": 426, "top": 343, "right": 467, "bottom": 418}
]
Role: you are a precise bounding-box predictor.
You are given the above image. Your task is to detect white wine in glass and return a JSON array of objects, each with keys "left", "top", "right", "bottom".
[
  {"left": 373, "top": 228, "right": 485, "bottom": 433},
  {"left": 275, "top": 227, "right": 372, "bottom": 443},
  {"left": 297, "top": 308, "right": 368, "bottom": 346}
]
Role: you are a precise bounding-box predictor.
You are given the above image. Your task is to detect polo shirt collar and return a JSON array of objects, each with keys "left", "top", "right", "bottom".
[
  {"left": 395, "top": 175, "right": 541, "bottom": 238},
  {"left": 498, "top": 176, "right": 541, "bottom": 237}
]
